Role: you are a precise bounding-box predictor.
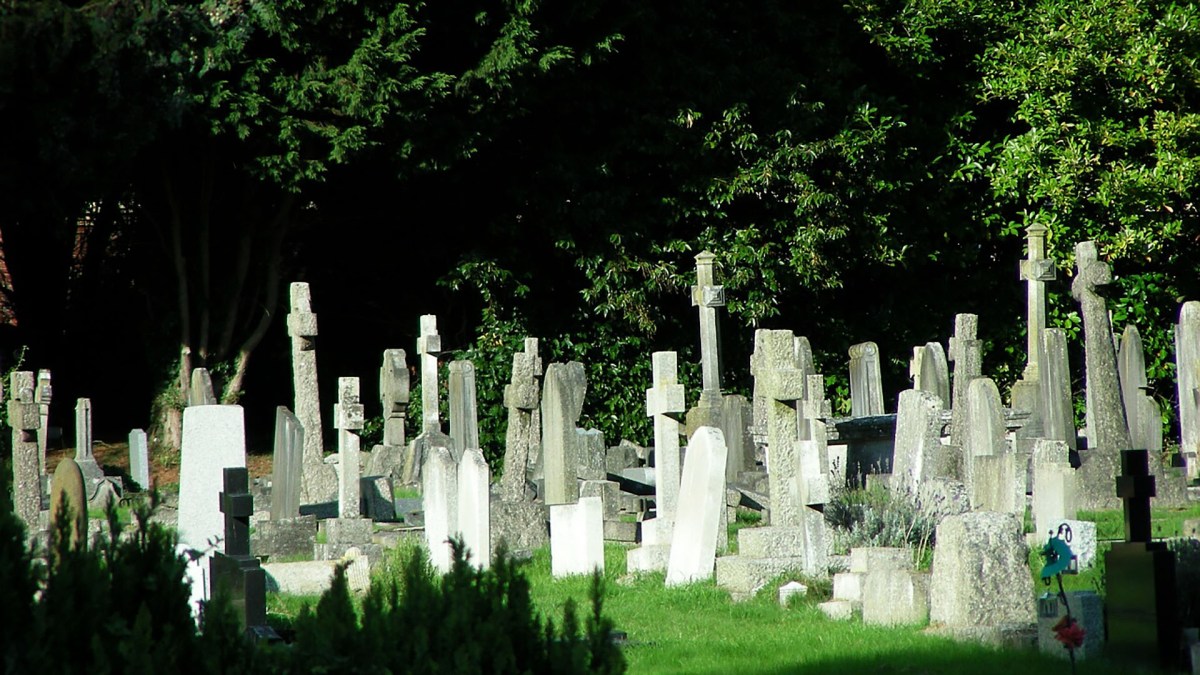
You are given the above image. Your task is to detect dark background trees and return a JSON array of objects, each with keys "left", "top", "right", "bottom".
[{"left": 1, "top": 0, "right": 1197, "bottom": 468}]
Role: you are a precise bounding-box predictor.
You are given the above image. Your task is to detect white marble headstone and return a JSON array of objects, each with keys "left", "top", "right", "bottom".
[{"left": 550, "top": 497, "right": 604, "bottom": 577}]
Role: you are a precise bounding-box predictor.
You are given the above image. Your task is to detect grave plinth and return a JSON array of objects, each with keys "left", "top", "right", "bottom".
[{"left": 1104, "top": 449, "right": 1179, "bottom": 671}]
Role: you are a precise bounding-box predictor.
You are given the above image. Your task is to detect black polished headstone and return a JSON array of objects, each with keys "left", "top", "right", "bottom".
[
  {"left": 1105, "top": 449, "right": 1178, "bottom": 670},
  {"left": 211, "top": 466, "right": 278, "bottom": 642}
]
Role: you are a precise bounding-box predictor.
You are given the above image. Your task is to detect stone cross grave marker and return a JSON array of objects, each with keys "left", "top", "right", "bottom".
[
  {"left": 335, "top": 377, "right": 365, "bottom": 519},
  {"left": 418, "top": 314, "right": 442, "bottom": 434},
  {"left": 449, "top": 360, "right": 479, "bottom": 456},
  {"left": 500, "top": 338, "right": 542, "bottom": 501},
  {"left": 759, "top": 330, "right": 806, "bottom": 526},
  {"left": 692, "top": 250, "right": 725, "bottom": 396},
  {"left": 35, "top": 369, "right": 51, "bottom": 476},
  {"left": 646, "top": 351, "right": 686, "bottom": 539},
  {"left": 270, "top": 407, "right": 304, "bottom": 520},
  {"left": 948, "top": 313, "right": 982, "bottom": 450},
  {"left": 1073, "top": 241, "right": 1132, "bottom": 452},
  {"left": 288, "top": 282, "right": 331, "bottom": 504},
  {"left": 8, "top": 371, "right": 38, "bottom": 531},
  {"left": 848, "top": 342, "right": 885, "bottom": 417},
  {"left": 1014, "top": 223, "right": 1056, "bottom": 412},
  {"left": 542, "top": 362, "right": 586, "bottom": 505},
  {"left": 129, "top": 428, "right": 150, "bottom": 491},
  {"left": 210, "top": 467, "right": 272, "bottom": 636},
  {"left": 74, "top": 398, "right": 105, "bottom": 499},
  {"left": 1177, "top": 302, "right": 1200, "bottom": 479},
  {"left": 190, "top": 367, "right": 217, "bottom": 406}
]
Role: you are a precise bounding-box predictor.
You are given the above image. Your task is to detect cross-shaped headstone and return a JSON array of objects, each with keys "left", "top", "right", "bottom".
[
  {"left": 646, "top": 351, "right": 686, "bottom": 529},
  {"left": 500, "top": 338, "right": 543, "bottom": 501},
  {"left": 335, "top": 377, "right": 365, "bottom": 519},
  {"left": 948, "top": 314, "right": 982, "bottom": 448},
  {"left": 288, "top": 282, "right": 328, "bottom": 504},
  {"left": 1019, "top": 223, "right": 1056, "bottom": 381},
  {"left": 758, "top": 331, "right": 806, "bottom": 526},
  {"left": 417, "top": 314, "right": 442, "bottom": 433},
  {"left": 691, "top": 251, "right": 725, "bottom": 396},
  {"left": 1116, "top": 449, "right": 1156, "bottom": 543},
  {"left": 8, "top": 372, "right": 38, "bottom": 530},
  {"left": 380, "top": 349, "right": 409, "bottom": 447},
  {"left": 1073, "top": 241, "right": 1132, "bottom": 452},
  {"left": 219, "top": 467, "right": 254, "bottom": 556},
  {"left": 35, "top": 369, "right": 51, "bottom": 476}
]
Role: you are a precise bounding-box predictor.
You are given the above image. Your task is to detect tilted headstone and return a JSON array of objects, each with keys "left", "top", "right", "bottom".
[
  {"left": 422, "top": 444, "right": 459, "bottom": 573},
  {"left": 541, "top": 362, "right": 587, "bottom": 505},
  {"left": 8, "top": 371, "right": 38, "bottom": 531},
  {"left": 417, "top": 314, "right": 442, "bottom": 434},
  {"left": 646, "top": 351, "right": 685, "bottom": 537},
  {"left": 73, "top": 398, "right": 105, "bottom": 500},
  {"left": 288, "top": 282, "right": 333, "bottom": 504},
  {"left": 177, "top": 405, "right": 247, "bottom": 614},
  {"left": 965, "top": 378, "right": 1020, "bottom": 514},
  {"left": 129, "top": 428, "right": 150, "bottom": 491},
  {"left": 500, "top": 338, "right": 542, "bottom": 501},
  {"left": 1013, "top": 223, "right": 1056, "bottom": 414},
  {"left": 948, "top": 314, "right": 983, "bottom": 451},
  {"left": 891, "top": 389, "right": 943, "bottom": 493},
  {"left": 270, "top": 407, "right": 304, "bottom": 520},
  {"left": 1039, "top": 329, "right": 1077, "bottom": 450},
  {"left": 457, "top": 448, "right": 491, "bottom": 570},
  {"left": 448, "top": 360, "right": 479, "bottom": 456},
  {"left": 335, "top": 377, "right": 365, "bottom": 520},
  {"left": 1073, "top": 242, "right": 1131, "bottom": 452},
  {"left": 721, "top": 394, "right": 755, "bottom": 479},
  {"left": 189, "top": 368, "right": 217, "bottom": 406},
  {"left": 35, "top": 369, "right": 50, "bottom": 477},
  {"left": 910, "top": 342, "right": 950, "bottom": 407},
  {"left": 49, "top": 457, "right": 87, "bottom": 554},
  {"left": 1177, "top": 302, "right": 1200, "bottom": 479},
  {"left": 550, "top": 496, "right": 604, "bottom": 577},
  {"left": 667, "top": 427, "right": 729, "bottom": 586},
  {"left": 848, "top": 342, "right": 885, "bottom": 417}
]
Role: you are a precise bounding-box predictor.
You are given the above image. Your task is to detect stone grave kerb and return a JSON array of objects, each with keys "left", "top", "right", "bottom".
[
  {"left": 379, "top": 349, "right": 409, "bottom": 447},
  {"left": 417, "top": 314, "right": 443, "bottom": 434},
  {"left": 335, "top": 377, "right": 365, "bottom": 519}
]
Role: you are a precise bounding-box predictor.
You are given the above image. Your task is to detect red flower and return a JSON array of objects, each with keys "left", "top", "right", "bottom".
[{"left": 1052, "top": 616, "right": 1086, "bottom": 649}]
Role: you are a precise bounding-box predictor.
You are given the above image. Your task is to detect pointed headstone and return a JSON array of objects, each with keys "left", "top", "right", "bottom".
[
  {"left": 541, "top": 362, "right": 586, "bottom": 505},
  {"left": 270, "top": 407, "right": 304, "bottom": 520},
  {"left": 910, "top": 343, "right": 950, "bottom": 407},
  {"left": 288, "top": 282, "right": 332, "bottom": 504}
]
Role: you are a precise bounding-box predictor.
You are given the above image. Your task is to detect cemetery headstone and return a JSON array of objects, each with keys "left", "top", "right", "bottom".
[
  {"left": 335, "top": 377, "right": 365, "bottom": 520},
  {"left": 129, "top": 428, "right": 150, "bottom": 491},
  {"left": 367, "top": 349, "right": 409, "bottom": 481},
  {"left": 965, "top": 378, "right": 1020, "bottom": 513},
  {"left": 8, "top": 371, "right": 39, "bottom": 531},
  {"left": 1031, "top": 439, "right": 1076, "bottom": 539},
  {"left": 1039, "top": 329, "right": 1077, "bottom": 450},
  {"left": 209, "top": 467, "right": 275, "bottom": 639},
  {"left": 448, "top": 360, "right": 480, "bottom": 456},
  {"left": 910, "top": 342, "right": 949, "bottom": 406},
  {"left": 418, "top": 314, "right": 442, "bottom": 434},
  {"left": 666, "top": 427, "right": 728, "bottom": 586},
  {"left": 848, "top": 342, "right": 885, "bottom": 417},
  {"left": 288, "top": 282, "right": 333, "bottom": 504},
  {"left": 1105, "top": 449, "right": 1179, "bottom": 670},
  {"left": 550, "top": 496, "right": 604, "bottom": 577},
  {"left": 1012, "top": 223, "right": 1056, "bottom": 414},
  {"left": 647, "top": 351, "right": 685, "bottom": 540},
  {"left": 1177, "top": 302, "right": 1200, "bottom": 479},
  {"left": 49, "top": 457, "right": 87, "bottom": 554},
  {"left": 457, "top": 448, "right": 491, "bottom": 569},
  {"left": 948, "top": 314, "right": 983, "bottom": 451},
  {"left": 270, "top": 407, "right": 304, "bottom": 521},
  {"left": 73, "top": 398, "right": 106, "bottom": 502},
  {"left": 500, "top": 338, "right": 542, "bottom": 501},
  {"left": 189, "top": 367, "right": 217, "bottom": 406},
  {"left": 891, "top": 389, "right": 943, "bottom": 493},
  {"left": 541, "top": 362, "right": 586, "bottom": 505},
  {"left": 35, "top": 369, "right": 50, "bottom": 476},
  {"left": 1118, "top": 324, "right": 1148, "bottom": 444},
  {"left": 422, "top": 444, "right": 458, "bottom": 573}
]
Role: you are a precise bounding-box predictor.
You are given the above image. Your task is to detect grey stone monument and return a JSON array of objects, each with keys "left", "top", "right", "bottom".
[
  {"left": 848, "top": 342, "right": 885, "bottom": 417},
  {"left": 448, "top": 360, "right": 479, "bottom": 456},
  {"left": 500, "top": 338, "right": 542, "bottom": 501},
  {"left": 35, "top": 369, "right": 51, "bottom": 477},
  {"left": 910, "top": 343, "right": 950, "bottom": 407},
  {"left": 129, "top": 428, "right": 150, "bottom": 491},
  {"left": 49, "top": 457, "right": 87, "bottom": 554},
  {"left": 74, "top": 398, "right": 106, "bottom": 501},
  {"left": 367, "top": 349, "right": 408, "bottom": 481},
  {"left": 1012, "top": 223, "right": 1056, "bottom": 415},
  {"left": 8, "top": 372, "right": 38, "bottom": 532},
  {"left": 685, "top": 251, "right": 729, "bottom": 438},
  {"left": 189, "top": 367, "right": 217, "bottom": 406},
  {"left": 1039, "top": 328, "right": 1077, "bottom": 450},
  {"left": 891, "top": 389, "right": 943, "bottom": 494},
  {"left": 1177, "top": 302, "right": 1200, "bottom": 480},
  {"left": 647, "top": 351, "right": 685, "bottom": 538},
  {"left": 541, "top": 362, "right": 587, "bottom": 505},
  {"left": 948, "top": 314, "right": 983, "bottom": 451},
  {"left": 666, "top": 426, "right": 728, "bottom": 586},
  {"left": 288, "top": 282, "right": 333, "bottom": 504},
  {"left": 418, "top": 314, "right": 442, "bottom": 434},
  {"left": 269, "top": 407, "right": 304, "bottom": 520},
  {"left": 334, "top": 377, "right": 365, "bottom": 520}
]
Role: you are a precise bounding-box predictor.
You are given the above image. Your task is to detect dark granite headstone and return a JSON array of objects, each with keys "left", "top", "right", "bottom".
[
  {"left": 1105, "top": 449, "right": 1178, "bottom": 670},
  {"left": 210, "top": 467, "right": 279, "bottom": 642}
]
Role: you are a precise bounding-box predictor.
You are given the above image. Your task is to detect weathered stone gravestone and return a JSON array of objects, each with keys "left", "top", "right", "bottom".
[
  {"left": 1072, "top": 242, "right": 1130, "bottom": 510},
  {"left": 685, "top": 250, "right": 726, "bottom": 435},
  {"left": 449, "top": 360, "right": 480, "bottom": 456},
  {"left": 8, "top": 371, "right": 39, "bottom": 532},
  {"left": 177, "top": 404, "right": 247, "bottom": 615},
  {"left": 550, "top": 496, "right": 604, "bottom": 577},
  {"left": 929, "top": 511, "right": 1035, "bottom": 643},
  {"left": 418, "top": 314, "right": 442, "bottom": 435},
  {"left": 367, "top": 349, "right": 409, "bottom": 482},
  {"left": 457, "top": 448, "right": 490, "bottom": 570},
  {"left": 1105, "top": 449, "right": 1179, "bottom": 670},
  {"left": 209, "top": 467, "right": 275, "bottom": 640},
  {"left": 1012, "top": 223, "right": 1056, "bottom": 417},
  {"left": 848, "top": 342, "right": 885, "bottom": 417},
  {"left": 1116, "top": 326, "right": 1189, "bottom": 507},
  {"left": 890, "top": 389, "right": 943, "bottom": 494},
  {"left": 35, "top": 369, "right": 51, "bottom": 477},
  {"left": 49, "top": 457, "right": 87, "bottom": 554},
  {"left": 1039, "top": 328, "right": 1077, "bottom": 450},
  {"left": 647, "top": 351, "right": 685, "bottom": 539},
  {"left": 666, "top": 427, "right": 728, "bottom": 586},
  {"left": 288, "top": 282, "right": 334, "bottom": 505},
  {"left": 422, "top": 444, "right": 458, "bottom": 573},
  {"left": 499, "top": 338, "right": 542, "bottom": 501},
  {"left": 1037, "top": 589, "right": 1104, "bottom": 661},
  {"left": 189, "top": 367, "right": 217, "bottom": 406},
  {"left": 1177, "top": 302, "right": 1200, "bottom": 480},
  {"left": 335, "top": 377, "right": 365, "bottom": 520},
  {"left": 948, "top": 313, "right": 983, "bottom": 452},
  {"left": 965, "top": 379, "right": 1021, "bottom": 514},
  {"left": 542, "top": 362, "right": 587, "bottom": 505},
  {"left": 909, "top": 342, "right": 949, "bottom": 407},
  {"left": 129, "top": 428, "right": 150, "bottom": 491},
  {"left": 270, "top": 407, "right": 304, "bottom": 520},
  {"left": 73, "top": 398, "right": 108, "bottom": 503},
  {"left": 1030, "top": 439, "right": 1076, "bottom": 539}
]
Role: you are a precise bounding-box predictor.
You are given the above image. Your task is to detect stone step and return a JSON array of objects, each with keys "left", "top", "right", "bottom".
[{"left": 715, "top": 554, "right": 808, "bottom": 599}]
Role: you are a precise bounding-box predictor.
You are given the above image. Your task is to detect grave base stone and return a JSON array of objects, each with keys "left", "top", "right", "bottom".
[
  {"left": 251, "top": 515, "right": 318, "bottom": 560},
  {"left": 863, "top": 570, "right": 930, "bottom": 626},
  {"left": 263, "top": 551, "right": 372, "bottom": 596},
  {"left": 1037, "top": 590, "right": 1105, "bottom": 661},
  {"left": 715, "top": 555, "right": 809, "bottom": 602},
  {"left": 580, "top": 479, "right": 621, "bottom": 520},
  {"left": 603, "top": 519, "right": 638, "bottom": 543},
  {"left": 490, "top": 500, "right": 549, "bottom": 558},
  {"left": 314, "top": 517, "right": 380, "bottom": 561}
]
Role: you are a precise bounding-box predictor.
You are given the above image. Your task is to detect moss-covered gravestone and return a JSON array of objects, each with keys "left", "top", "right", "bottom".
[{"left": 50, "top": 457, "right": 87, "bottom": 553}]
